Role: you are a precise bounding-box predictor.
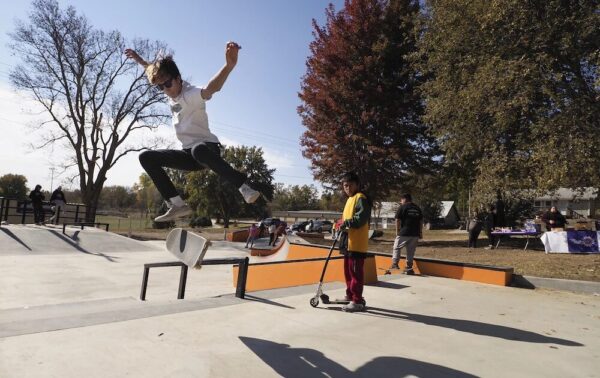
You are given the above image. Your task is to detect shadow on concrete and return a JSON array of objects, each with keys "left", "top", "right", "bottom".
[
  {"left": 239, "top": 336, "right": 478, "bottom": 377},
  {"left": 357, "top": 307, "right": 583, "bottom": 346},
  {"left": 0, "top": 227, "right": 32, "bottom": 251},
  {"left": 46, "top": 229, "right": 118, "bottom": 262},
  {"left": 366, "top": 281, "right": 409, "bottom": 290},
  {"left": 244, "top": 295, "right": 295, "bottom": 309}
]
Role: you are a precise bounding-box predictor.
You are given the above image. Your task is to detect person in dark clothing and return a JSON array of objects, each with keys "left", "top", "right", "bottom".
[
  {"left": 468, "top": 210, "right": 483, "bottom": 248},
  {"left": 48, "top": 186, "right": 67, "bottom": 224},
  {"left": 390, "top": 193, "right": 423, "bottom": 274},
  {"left": 494, "top": 193, "right": 506, "bottom": 228},
  {"left": 544, "top": 206, "right": 566, "bottom": 230},
  {"left": 28, "top": 184, "right": 45, "bottom": 225},
  {"left": 483, "top": 205, "right": 496, "bottom": 249}
]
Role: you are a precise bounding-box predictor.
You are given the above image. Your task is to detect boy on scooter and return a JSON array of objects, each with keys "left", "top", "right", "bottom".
[{"left": 339, "top": 172, "right": 371, "bottom": 312}]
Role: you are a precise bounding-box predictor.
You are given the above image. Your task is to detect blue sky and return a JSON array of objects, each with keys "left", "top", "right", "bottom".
[{"left": 0, "top": 0, "right": 344, "bottom": 190}]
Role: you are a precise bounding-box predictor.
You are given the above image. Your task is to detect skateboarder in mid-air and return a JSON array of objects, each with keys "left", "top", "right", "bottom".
[{"left": 125, "top": 42, "right": 271, "bottom": 222}]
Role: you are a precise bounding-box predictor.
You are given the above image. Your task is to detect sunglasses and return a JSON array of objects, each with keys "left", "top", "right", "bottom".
[{"left": 156, "top": 77, "right": 175, "bottom": 90}]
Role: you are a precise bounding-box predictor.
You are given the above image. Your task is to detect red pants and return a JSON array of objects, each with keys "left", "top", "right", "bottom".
[{"left": 344, "top": 256, "right": 365, "bottom": 303}]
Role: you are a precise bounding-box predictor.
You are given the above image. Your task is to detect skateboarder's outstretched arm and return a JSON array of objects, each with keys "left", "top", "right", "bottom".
[
  {"left": 124, "top": 49, "right": 149, "bottom": 68},
  {"left": 201, "top": 41, "right": 241, "bottom": 100}
]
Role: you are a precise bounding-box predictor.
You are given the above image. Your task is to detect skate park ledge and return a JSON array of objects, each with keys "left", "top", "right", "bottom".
[{"left": 233, "top": 239, "right": 514, "bottom": 292}]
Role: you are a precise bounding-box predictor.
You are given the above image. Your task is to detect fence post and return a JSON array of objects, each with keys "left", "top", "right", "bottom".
[
  {"left": 21, "top": 201, "right": 27, "bottom": 224},
  {"left": 4, "top": 199, "right": 10, "bottom": 221},
  {"left": 75, "top": 205, "right": 80, "bottom": 223},
  {"left": 0, "top": 198, "right": 4, "bottom": 222}
]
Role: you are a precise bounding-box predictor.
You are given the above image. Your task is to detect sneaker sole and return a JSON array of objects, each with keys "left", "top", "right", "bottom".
[{"left": 154, "top": 208, "right": 193, "bottom": 222}]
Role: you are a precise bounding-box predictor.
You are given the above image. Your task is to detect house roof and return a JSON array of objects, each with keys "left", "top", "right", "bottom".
[
  {"left": 440, "top": 201, "right": 456, "bottom": 217},
  {"left": 535, "top": 188, "right": 598, "bottom": 201}
]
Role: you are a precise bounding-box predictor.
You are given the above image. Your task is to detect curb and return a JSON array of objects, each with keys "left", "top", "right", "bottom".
[{"left": 512, "top": 275, "right": 600, "bottom": 295}]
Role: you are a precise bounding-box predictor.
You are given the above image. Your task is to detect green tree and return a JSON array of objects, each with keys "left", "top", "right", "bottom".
[
  {"left": 272, "top": 184, "right": 320, "bottom": 211},
  {"left": 97, "top": 185, "right": 136, "bottom": 210},
  {"left": 299, "top": 0, "right": 438, "bottom": 202},
  {"left": 420, "top": 0, "right": 600, "bottom": 208},
  {"left": 132, "top": 173, "right": 161, "bottom": 215},
  {"left": 0, "top": 174, "right": 29, "bottom": 199},
  {"left": 185, "top": 146, "right": 274, "bottom": 227}
]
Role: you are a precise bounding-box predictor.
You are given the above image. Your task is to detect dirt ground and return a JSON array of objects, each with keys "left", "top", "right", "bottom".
[{"left": 123, "top": 227, "right": 600, "bottom": 282}]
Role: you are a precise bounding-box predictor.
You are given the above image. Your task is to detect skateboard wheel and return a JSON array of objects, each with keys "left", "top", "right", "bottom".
[{"left": 310, "top": 297, "right": 319, "bottom": 307}]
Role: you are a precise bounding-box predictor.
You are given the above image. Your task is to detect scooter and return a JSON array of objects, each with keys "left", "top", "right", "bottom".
[{"left": 309, "top": 231, "right": 366, "bottom": 307}]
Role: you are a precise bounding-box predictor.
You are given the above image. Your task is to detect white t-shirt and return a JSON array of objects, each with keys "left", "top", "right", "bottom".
[{"left": 169, "top": 81, "right": 220, "bottom": 148}]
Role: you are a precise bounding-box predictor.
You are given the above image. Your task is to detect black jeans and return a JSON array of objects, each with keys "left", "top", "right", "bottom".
[{"left": 139, "top": 143, "right": 247, "bottom": 200}]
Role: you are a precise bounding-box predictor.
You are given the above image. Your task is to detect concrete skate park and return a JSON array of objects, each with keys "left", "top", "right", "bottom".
[{"left": 1, "top": 224, "right": 599, "bottom": 378}]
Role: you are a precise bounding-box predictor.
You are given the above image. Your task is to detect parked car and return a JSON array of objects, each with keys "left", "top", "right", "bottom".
[
  {"left": 312, "top": 220, "right": 333, "bottom": 233},
  {"left": 260, "top": 218, "right": 281, "bottom": 227},
  {"left": 291, "top": 221, "right": 309, "bottom": 232}
]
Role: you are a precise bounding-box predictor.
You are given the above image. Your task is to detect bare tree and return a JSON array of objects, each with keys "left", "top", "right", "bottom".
[{"left": 9, "top": 0, "right": 170, "bottom": 219}]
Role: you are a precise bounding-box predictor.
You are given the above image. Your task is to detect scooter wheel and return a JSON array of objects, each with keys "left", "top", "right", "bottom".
[
  {"left": 319, "top": 294, "right": 330, "bottom": 303},
  {"left": 310, "top": 297, "right": 319, "bottom": 307}
]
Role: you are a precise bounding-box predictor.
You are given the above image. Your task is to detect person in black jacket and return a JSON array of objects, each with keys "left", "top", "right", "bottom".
[
  {"left": 48, "top": 186, "right": 67, "bottom": 224},
  {"left": 468, "top": 209, "right": 483, "bottom": 248},
  {"left": 28, "top": 185, "right": 45, "bottom": 225},
  {"left": 483, "top": 205, "right": 496, "bottom": 250},
  {"left": 543, "top": 206, "right": 566, "bottom": 230}
]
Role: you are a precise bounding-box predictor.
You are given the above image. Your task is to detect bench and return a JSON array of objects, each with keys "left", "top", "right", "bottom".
[
  {"left": 140, "top": 257, "right": 250, "bottom": 301},
  {"left": 62, "top": 222, "right": 110, "bottom": 234}
]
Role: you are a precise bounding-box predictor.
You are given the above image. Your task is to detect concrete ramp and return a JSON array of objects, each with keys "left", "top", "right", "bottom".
[{"left": 0, "top": 224, "right": 162, "bottom": 255}]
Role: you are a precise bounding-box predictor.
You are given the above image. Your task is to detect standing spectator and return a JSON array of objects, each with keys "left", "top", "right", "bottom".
[
  {"left": 48, "top": 186, "right": 67, "bottom": 225},
  {"left": 544, "top": 206, "right": 566, "bottom": 230},
  {"left": 305, "top": 219, "right": 314, "bottom": 233},
  {"left": 484, "top": 205, "right": 496, "bottom": 249},
  {"left": 245, "top": 223, "right": 258, "bottom": 249},
  {"left": 273, "top": 221, "right": 287, "bottom": 245},
  {"left": 495, "top": 192, "right": 506, "bottom": 228},
  {"left": 338, "top": 172, "right": 371, "bottom": 312},
  {"left": 468, "top": 209, "right": 483, "bottom": 248},
  {"left": 268, "top": 222, "right": 277, "bottom": 246},
  {"left": 390, "top": 193, "right": 423, "bottom": 275},
  {"left": 28, "top": 185, "right": 45, "bottom": 225}
]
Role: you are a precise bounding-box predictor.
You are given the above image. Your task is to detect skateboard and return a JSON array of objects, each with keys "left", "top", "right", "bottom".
[{"left": 165, "top": 228, "right": 211, "bottom": 269}]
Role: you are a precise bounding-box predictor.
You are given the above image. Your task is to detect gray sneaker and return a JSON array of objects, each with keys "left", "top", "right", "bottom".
[
  {"left": 154, "top": 204, "right": 192, "bottom": 222},
  {"left": 239, "top": 184, "right": 260, "bottom": 204},
  {"left": 403, "top": 268, "right": 415, "bottom": 275},
  {"left": 342, "top": 301, "right": 366, "bottom": 312}
]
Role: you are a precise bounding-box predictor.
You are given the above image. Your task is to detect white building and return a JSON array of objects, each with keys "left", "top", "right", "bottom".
[{"left": 533, "top": 188, "right": 599, "bottom": 218}]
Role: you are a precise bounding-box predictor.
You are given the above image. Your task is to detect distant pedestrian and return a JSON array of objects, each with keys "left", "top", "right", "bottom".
[
  {"left": 28, "top": 185, "right": 45, "bottom": 225},
  {"left": 268, "top": 223, "right": 277, "bottom": 246},
  {"left": 48, "top": 186, "right": 67, "bottom": 225},
  {"left": 390, "top": 193, "right": 423, "bottom": 275},
  {"left": 245, "top": 223, "right": 258, "bottom": 248},
  {"left": 468, "top": 210, "right": 483, "bottom": 248},
  {"left": 484, "top": 205, "right": 496, "bottom": 249}
]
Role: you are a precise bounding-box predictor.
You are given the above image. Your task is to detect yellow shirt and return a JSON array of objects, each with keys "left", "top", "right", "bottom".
[{"left": 342, "top": 193, "right": 370, "bottom": 253}]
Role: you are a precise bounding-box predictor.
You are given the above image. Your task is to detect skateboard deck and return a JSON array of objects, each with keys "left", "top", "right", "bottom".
[{"left": 166, "top": 228, "right": 211, "bottom": 268}]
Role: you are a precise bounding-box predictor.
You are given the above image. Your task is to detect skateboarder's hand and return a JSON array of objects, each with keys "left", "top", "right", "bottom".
[
  {"left": 124, "top": 48, "right": 146, "bottom": 66},
  {"left": 225, "top": 41, "right": 241, "bottom": 68}
]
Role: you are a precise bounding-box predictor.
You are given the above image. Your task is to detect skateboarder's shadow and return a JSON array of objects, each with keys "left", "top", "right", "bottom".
[
  {"left": 239, "top": 336, "right": 477, "bottom": 377},
  {"left": 325, "top": 307, "right": 583, "bottom": 346}
]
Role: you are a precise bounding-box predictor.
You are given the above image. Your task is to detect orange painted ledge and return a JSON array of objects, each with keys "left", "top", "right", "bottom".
[{"left": 232, "top": 241, "right": 514, "bottom": 292}]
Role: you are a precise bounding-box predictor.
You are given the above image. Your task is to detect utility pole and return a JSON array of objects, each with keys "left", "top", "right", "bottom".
[{"left": 49, "top": 167, "right": 56, "bottom": 193}]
